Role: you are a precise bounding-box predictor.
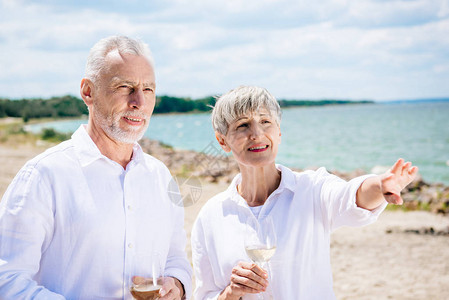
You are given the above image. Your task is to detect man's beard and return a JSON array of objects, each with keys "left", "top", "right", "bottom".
[{"left": 93, "top": 103, "right": 150, "bottom": 144}]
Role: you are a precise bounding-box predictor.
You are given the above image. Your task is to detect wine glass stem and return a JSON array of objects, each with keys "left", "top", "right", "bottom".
[{"left": 262, "top": 261, "right": 273, "bottom": 300}]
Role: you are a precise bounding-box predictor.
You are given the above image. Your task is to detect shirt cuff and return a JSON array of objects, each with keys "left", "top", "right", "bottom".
[{"left": 165, "top": 269, "right": 192, "bottom": 300}]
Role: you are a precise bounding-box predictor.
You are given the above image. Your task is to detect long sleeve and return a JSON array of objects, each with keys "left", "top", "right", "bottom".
[
  {"left": 0, "top": 165, "right": 65, "bottom": 299},
  {"left": 191, "top": 216, "right": 221, "bottom": 300},
  {"left": 315, "top": 167, "right": 387, "bottom": 232}
]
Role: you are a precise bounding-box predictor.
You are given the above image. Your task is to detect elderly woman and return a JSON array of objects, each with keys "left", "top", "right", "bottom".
[{"left": 191, "top": 86, "right": 418, "bottom": 300}]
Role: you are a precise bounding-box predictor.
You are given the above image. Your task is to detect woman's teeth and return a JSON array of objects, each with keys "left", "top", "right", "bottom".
[{"left": 249, "top": 145, "right": 268, "bottom": 150}]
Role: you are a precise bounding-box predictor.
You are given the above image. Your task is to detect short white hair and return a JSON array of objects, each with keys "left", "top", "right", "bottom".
[
  {"left": 212, "top": 85, "right": 282, "bottom": 135},
  {"left": 85, "top": 35, "right": 154, "bottom": 83}
]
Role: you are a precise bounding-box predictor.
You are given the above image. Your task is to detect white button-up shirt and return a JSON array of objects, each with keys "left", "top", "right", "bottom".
[
  {"left": 0, "top": 125, "right": 192, "bottom": 299},
  {"left": 191, "top": 165, "right": 386, "bottom": 300}
]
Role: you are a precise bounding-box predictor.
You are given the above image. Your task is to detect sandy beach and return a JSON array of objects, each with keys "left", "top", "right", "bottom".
[{"left": 1, "top": 142, "right": 448, "bottom": 299}]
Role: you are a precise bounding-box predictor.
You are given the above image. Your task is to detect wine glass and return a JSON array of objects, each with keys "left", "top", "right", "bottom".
[
  {"left": 128, "top": 252, "right": 165, "bottom": 300},
  {"left": 244, "top": 215, "right": 277, "bottom": 299}
]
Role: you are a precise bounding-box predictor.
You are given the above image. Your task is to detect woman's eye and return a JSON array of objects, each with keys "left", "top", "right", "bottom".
[{"left": 237, "top": 123, "right": 248, "bottom": 129}]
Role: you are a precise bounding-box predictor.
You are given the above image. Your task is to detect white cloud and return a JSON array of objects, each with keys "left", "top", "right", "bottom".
[
  {"left": 0, "top": 0, "right": 448, "bottom": 100},
  {"left": 337, "top": 0, "right": 444, "bottom": 27},
  {"left": 438, "top": 0, "right": 449, "bottom": 17}
]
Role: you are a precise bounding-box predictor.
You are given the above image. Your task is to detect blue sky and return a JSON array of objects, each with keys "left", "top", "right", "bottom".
[{"left": 1, "top": 0, "right": 448, "bottom": 101}]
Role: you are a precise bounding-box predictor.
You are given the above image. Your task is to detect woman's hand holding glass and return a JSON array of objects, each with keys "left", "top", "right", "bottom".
[
  {"left": 220, "top": 261, "right": 268, "bottom": 300},
  {"left": 220, "top": 216, "right": 276, "bottom": 299}
]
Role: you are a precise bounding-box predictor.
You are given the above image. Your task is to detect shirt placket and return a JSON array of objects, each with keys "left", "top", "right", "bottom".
[{"left": 122, "top": 164, "right": 136, "bottom": 299}]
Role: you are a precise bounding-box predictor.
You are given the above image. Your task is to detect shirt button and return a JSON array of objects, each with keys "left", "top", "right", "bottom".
[
  {"left": 127, "top": 205, "right": 132, "bottom": 210},
  {"left": 128, "top": 243, "right": 133, "bottom": 248}
]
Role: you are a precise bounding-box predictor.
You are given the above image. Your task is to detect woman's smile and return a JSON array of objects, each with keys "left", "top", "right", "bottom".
[{"left": 248, "top": 144, "right": 269, "bottom": 152}]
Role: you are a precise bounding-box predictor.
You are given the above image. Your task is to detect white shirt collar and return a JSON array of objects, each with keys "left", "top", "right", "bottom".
[
  {"left": 71, "top": 125, "right": 145, "bottom": 168},
  {"left": 275, "top": 164, "right": 297, "bottom": 192}
]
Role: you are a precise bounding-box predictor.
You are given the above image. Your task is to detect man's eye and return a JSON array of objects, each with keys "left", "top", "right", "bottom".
[
  {"left": 144, "top": 88, "right": 154, "bottom": 92},
  {"left": 118, "top": 85, "right": 133, "bottom": 93},
  {"left": 119, "top": 86, "right": 135, "bottom": 94}
]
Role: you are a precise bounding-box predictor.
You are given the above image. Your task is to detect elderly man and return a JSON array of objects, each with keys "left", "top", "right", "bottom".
[{"left": 0, "top": 36, "right": 192, "bottom": 299}]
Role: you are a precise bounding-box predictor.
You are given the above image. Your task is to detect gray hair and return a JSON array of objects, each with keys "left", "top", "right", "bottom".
[
  {"left": 212, "top": 85, "right": 282, "bottom": 135},
  {"left": 85, "top": 35, "right": 154, "bottom": 83}
]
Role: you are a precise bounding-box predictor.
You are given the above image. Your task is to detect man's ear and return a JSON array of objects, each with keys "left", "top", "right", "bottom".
[
  {"left": 80, "top": 78, "right": 94, "bottom": 106},
  {"left": 215, "top": 132, "right": 231, "bottom": 153}
]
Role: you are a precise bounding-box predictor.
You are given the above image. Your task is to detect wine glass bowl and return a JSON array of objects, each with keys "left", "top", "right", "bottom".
[
  {"left": 130, "top": 277, "right": 164, "bottom": 300},
  {"left": 128, "top": 252, "right": 164, "bottom": 300},
  {"left": 244, "top": 215, "right": 277, "bottom": 265}
]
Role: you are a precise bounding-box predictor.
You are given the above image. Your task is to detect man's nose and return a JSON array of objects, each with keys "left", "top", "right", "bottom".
[{"left": 128, "top": 89, "right": 145, "bottom": 109}]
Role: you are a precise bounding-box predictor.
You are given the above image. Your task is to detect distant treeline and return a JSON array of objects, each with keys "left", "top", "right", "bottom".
[
  {"left": 278, "top": 99, "right": 373, "bottom": 107},
  {"left": 0, "top": 95, "right": 373, "bottom": 121},
  {"left": 0, "top": 95, "right": 88, "bottom": 122}
]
